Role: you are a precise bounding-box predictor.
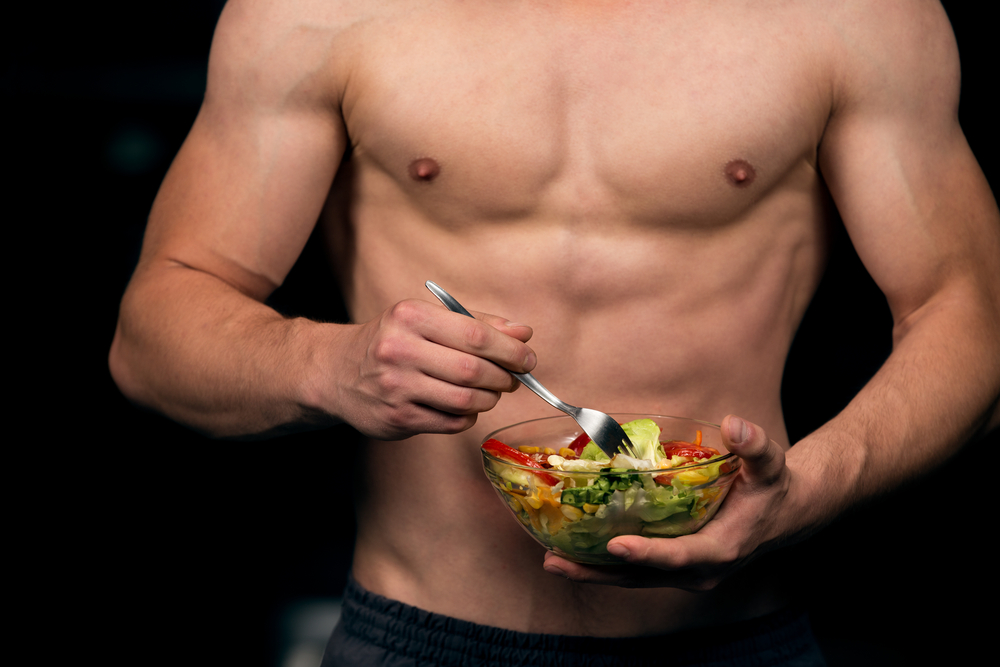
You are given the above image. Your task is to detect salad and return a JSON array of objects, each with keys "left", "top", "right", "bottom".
[{"left": 481, "top": 417, "right": 740, "bottom": 564}]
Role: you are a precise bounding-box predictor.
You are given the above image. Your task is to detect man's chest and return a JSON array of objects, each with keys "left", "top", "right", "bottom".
[{"left": 336, "top": 1, "right": 833, "bottom": 226}]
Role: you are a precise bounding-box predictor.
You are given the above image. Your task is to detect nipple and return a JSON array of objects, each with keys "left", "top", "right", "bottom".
[
  {"left": 408, "top": 157, "right": 440, "bottom": 182},
  {"left": 725, "top": 159, "right": 756, "bottom": 187}
]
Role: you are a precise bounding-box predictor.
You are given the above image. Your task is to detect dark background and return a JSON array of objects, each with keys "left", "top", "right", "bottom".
[{"left": 9, "top": 2, "right": 996, "bottom": 666}]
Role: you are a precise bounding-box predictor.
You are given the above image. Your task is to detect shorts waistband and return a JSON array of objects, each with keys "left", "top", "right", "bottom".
[{"left": 336, "top": 574, "right": 822, "bottom": 667}]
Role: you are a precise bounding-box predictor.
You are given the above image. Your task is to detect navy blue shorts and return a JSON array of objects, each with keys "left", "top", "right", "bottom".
[{"left": 320, "top": 575, "right": 827, "bottom": 667}]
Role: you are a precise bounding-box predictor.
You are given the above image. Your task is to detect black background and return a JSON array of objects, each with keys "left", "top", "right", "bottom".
[{"left": 9, "top": 2, "right": 996, "bottom": 666}]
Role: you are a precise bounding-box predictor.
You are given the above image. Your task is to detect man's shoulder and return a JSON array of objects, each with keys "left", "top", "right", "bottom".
[
  {"left": 814, "top": 0, "right": 958, "bottom": 97},
  {"left": 205, "top": 0, "right": 391, "bottom": 110},
  {"left": 215, "top": 0, "right": 406, "bottom": 43}
]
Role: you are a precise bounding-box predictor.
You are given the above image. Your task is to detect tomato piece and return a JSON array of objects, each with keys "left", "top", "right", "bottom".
[
  {"left": 567, "top": 432, "right": 592, "bottom": 455},
  {"left": 661, "top": 438, "right": 720, "bottom": 458},
  {"left": 653, "top": 472, "right": 673, "bottom": 485},
  {"left": 482, "top": 439, "right": 559, "bottom": 485}
]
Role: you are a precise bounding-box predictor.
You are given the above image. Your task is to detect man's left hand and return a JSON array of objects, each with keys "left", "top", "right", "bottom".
[{"left": 542, "top": 415, "right": 796, "bottom": 590}]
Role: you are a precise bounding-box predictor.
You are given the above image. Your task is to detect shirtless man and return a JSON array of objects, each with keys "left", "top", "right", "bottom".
[{"left": 110, "top": 0, "right": 1000, "bottom": 664}]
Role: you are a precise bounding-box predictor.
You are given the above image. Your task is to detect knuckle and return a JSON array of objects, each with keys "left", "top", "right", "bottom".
[
  {"left": 461, "top": 321, "right": 491, "bottom": 351},
  {"left": 371, "top": 336, "right": 409, "bottom": 365},
  {"left": 383, "top": 299, "right": 427, "bottom": 329},
  {"left": 378, "top": 370, "right": 405, "bottom": 395},
  {"left": 387, "top": 299, "right": 424, "bottom": 326},
  {"left": 384, "top": 404, "right": 417, "bottom": 431},
  {"left": 454, "top": 355, "right": 484, "bottom": 385},
  {"left": 450, "top": 386, "right": 479, "bottom": 413},
  {"left": 719, "top": 544, "right": 742, "bottom": 565}
]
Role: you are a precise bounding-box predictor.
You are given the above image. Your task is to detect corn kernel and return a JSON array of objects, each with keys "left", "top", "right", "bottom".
[
  {"left": 518, "top": 446, "right": 540, "bottom": 454},
  {"left": 583, "top": 503, "right": 601, "bottom": 514},
  {"left": 558, "top": 447, "right": 577, "bottom": 458},
  {"left": 542, "top": 447, "right": 556, "bottom": 455}
]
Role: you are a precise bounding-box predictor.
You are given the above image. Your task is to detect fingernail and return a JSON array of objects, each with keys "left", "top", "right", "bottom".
[
  {"left": 607, "top": 543, "right": 630, "bottom": 559},
  {"left": 505, "top": 321, "right": 526, "bottom": 328},
  {"left": 544, "top": 563, "right": 567, "bottom": 577},
  {"left": 728, "top": 417, "right": 748, "bottom": 445},
  {"left": 524, "top": 351, "right": 537, "bottom": 369}
]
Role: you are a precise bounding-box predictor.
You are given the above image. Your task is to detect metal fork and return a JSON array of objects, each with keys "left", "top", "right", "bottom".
[{"left": 425, "top": 281, "right": 636, "bottom": 458}]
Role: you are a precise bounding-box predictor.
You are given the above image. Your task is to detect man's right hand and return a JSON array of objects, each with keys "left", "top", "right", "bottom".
[{"left": 323, "top": 300, "right": 536, "bottom": 440}]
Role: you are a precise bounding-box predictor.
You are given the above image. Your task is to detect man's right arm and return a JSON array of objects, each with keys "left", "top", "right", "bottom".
[{"left": 109, "top": 0, "right": 535, "bottom": 439}]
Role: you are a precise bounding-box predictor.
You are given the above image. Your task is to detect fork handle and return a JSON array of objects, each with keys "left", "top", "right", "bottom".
[{"left": 509, "top": 372, "right": 574, "bottom": 414}]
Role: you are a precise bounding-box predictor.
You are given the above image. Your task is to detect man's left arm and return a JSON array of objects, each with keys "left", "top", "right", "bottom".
[{"left": 544, "top": 0, "right": 1000, "bottom": 588}]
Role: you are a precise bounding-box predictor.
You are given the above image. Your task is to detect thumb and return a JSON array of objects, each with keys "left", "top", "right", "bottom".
[{"left": 721, "top": 415, "right": 785, "bottom": 485}]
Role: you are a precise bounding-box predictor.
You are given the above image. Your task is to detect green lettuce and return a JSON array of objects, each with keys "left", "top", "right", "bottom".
[
  {"left": 578, "top": 418, "right": 663, "bottom": 463},
  {"left": 580, "top": 441, "right": 610, "bottom": 462},
  {"left": 621, "top": 419, "right": 663, "bottom": 462}
]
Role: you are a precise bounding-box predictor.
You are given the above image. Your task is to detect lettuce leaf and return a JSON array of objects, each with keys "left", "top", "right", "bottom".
[
  {"left": 580, "top": 441, "right": 611, "bottom": 462},
  {"left": 578, "top": 418, "right": 663, "bottom": 463},
  {"left": 621, "top": 418, "right": 663, "bottom": 462}
]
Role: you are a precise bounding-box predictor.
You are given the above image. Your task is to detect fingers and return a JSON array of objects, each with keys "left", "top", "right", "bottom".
[
  {"left": 542, "top": 525, "right": 747, "bottom": 591},
  {"left": 418, "top": 305, "right": 537, "bottom": 376},
  {"left": 387, "top": 300, "right": 536, "bottom": 389},
  {"left": 541, "top": 543, "right": 730, "bottom": 591},
  {"left": 340, "top": 299, "right": 537, "bottom": 439},
  {"left": 543, "top": 530, "right": 733, "bottom": 589}
]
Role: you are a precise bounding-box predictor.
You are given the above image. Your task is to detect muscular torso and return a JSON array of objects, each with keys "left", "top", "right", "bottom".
[{"left": 319, "top": 0, "right": 834, "bottom": 635}]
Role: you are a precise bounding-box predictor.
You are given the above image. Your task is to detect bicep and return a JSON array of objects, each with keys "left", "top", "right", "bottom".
[
  {"left": 817, "top": 1, "right": 1000, "bottom": 325},
  {"left": 138, "top": 0, "right": 349, "bottom": 302}
]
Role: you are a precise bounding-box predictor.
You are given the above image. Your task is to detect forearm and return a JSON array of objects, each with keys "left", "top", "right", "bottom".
[
  {"left": 111, "top": 258, "right": 539, "bottom": 441},
  {"left": 785, "top": 282, "right": 1000, "bottom": 531},
  {"left": 110, "top": 260, "right": 341, "bottom": 438}
]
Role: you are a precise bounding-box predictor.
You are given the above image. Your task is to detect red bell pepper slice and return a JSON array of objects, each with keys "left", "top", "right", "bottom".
[{"left": 482, "top": 439, "right": 559, "bottom": 485}]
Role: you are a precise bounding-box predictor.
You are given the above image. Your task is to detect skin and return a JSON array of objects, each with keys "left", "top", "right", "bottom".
[{"left": 110, "top": 0, "right": 1000, "bottom": 637}]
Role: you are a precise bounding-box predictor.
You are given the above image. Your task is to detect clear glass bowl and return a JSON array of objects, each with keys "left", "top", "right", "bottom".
[{"left": 481, "top": 414, "right": 741, "bottom": 564}]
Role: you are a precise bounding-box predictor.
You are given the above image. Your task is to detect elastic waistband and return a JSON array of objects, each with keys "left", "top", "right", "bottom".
[{"left": 339, "top": 574, "right": 819, "bottom": 667}]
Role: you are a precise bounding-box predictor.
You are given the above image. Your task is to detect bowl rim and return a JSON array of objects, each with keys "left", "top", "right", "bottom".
[{"left": 481, "top": 413, "right": 740, "bottom": 474}]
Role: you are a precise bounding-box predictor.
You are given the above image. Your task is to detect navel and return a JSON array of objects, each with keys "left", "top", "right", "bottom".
[
  {"left": 408, "top": 157, "right": 440, "bottom": 182},
  {"left": 724, "top": 159, "right": 756, "bottom": 188}
]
